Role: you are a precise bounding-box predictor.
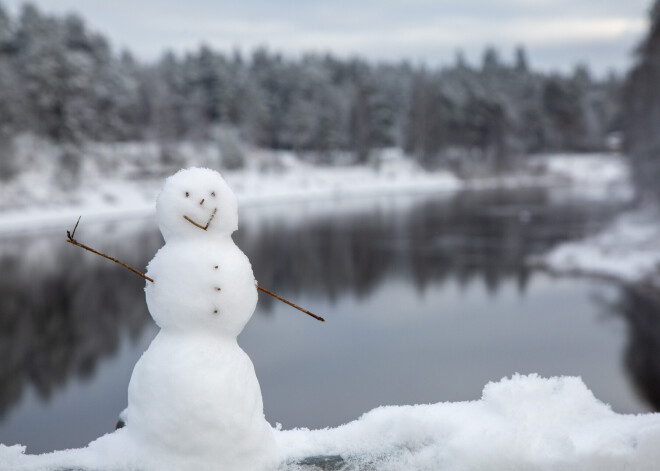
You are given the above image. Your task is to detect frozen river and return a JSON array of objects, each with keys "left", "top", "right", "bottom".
[{"left": 1, "top": 187, "right": 657, "bottom": 454}]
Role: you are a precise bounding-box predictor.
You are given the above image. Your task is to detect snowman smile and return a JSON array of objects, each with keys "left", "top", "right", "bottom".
[{"left": 183, "top": 208, "right": 217, "bottom": 231}]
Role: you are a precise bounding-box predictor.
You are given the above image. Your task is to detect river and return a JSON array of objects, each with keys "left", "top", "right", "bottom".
[{"left": 2, "top": 187, "right": 658, "bottom": 454}]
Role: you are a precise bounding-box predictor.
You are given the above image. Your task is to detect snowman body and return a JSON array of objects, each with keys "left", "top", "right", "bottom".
[{"left": 120, "top": 168, "right": 278, "bottom": 470}]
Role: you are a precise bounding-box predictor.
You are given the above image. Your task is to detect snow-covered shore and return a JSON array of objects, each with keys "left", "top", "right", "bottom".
[
  {"left": 2, "top": 374, "right": 660, "bottom": 470},
  {"left": 0, "top": 150, "right": 632, "bottom": 237},
  {"left": 0, "top": 164, "right": 462, "bottom": 237},
  {"left": 532, "top": 206, "right": 660, "bottom": 290}
]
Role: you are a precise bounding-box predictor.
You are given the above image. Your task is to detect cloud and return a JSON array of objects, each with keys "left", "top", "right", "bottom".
[{"left": 1, "top": 0, "right": 649, "bottom": 73}]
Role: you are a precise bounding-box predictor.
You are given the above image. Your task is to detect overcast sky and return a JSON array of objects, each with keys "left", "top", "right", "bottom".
[{"left": 2, "top": 0, "right": 652, "bottom": 75}]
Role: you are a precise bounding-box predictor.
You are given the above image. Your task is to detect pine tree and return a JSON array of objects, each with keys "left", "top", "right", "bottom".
[{"left": 623, "top": 0, "right": 660, "bottom": 202}]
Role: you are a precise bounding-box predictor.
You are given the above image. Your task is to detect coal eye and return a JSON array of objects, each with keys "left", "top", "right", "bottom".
[
  {"left": 211, "top": 192, "right": 215, "bottom": 197},
  {"left": 185, "top": 192, "right": 189, "bottom": 197}
]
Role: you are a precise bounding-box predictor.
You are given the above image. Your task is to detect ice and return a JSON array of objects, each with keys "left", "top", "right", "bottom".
[{"left": 3, "top": 375, "right": 660, "bottom": 470}]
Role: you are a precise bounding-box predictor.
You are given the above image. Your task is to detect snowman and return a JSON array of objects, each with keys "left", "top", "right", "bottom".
[
  {"left": 117, "top": 167, "right": 280, "bottom": 470},
  {"left": 1, "top": 167, "right": 327, "bottom": 470},
  {"left": 53, "top": 167, "right": 280, "bottom": 471}
]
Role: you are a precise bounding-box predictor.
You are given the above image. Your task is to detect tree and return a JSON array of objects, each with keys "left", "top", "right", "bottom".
[
  {"left": 0, "top": 2, "right": 623, "bottom": 175},
  {"left": 482, "top": 47, "right": 500, "bottom": 75},
  {"left": 623, "top": 0, "right": 660, "bottom": 202},
  {"left": 514, "top": 46, "right": 529, "bottom": 74},
  {"left": 542, "top": 76, "right": 585, "bottom": 150}
]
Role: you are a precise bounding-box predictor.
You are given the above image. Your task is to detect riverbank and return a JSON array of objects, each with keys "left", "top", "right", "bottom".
[
  {"left": 0, "top": 149, "right": 631, "bottom": 237},
  {"left": 532, "top": 205, "right": 660, "bottom": 290},
  {"left": 3, "top": 374, "right": 660, "bottom": 470}
]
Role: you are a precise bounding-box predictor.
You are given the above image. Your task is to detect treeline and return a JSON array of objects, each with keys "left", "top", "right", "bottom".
[
  {"left": 0, "top": 2, "right": 621, "bottom": 171},
  {"left": 624, "top": 0, "right": 660, "bottom": 203}
]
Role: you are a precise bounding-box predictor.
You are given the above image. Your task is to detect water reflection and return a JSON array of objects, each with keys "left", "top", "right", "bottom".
[
  {"left": 0, "top": 188, "right": 651, "bottom": 452},
  {"left": 242, "top": 189, "right": 623, "bottom": 303},
  {"left": 612, "top": 286, "right": 660, "bottom": 410},
  {"left": 0, "top": 225, "right": 158, "bottom": 419}
]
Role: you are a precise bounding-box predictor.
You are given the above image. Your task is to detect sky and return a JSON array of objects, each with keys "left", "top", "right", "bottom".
[{"left": 2, "top": 0, "right": 653, "bottom": 75}]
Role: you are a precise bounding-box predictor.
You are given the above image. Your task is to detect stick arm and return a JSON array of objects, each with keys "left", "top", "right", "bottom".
[
  {"left": 66, "top": 216, "right": 154, "bottom": 283},
  {"left": 66, "top": 217, "right": 324, "bottom": 322}
]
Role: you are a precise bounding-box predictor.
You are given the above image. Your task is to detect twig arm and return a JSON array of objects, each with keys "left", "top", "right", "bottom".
[
  {"left": 257, "top": 285, "right": 325, "bottom": 322},
  {"left": 66, "top": 217, "right": 324, "bottom": 322},
  {"left": 66, "top": 218, "right": 153, "bottom": 283}
]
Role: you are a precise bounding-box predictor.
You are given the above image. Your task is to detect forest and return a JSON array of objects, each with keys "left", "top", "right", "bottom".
[{"left": 0, "top": 2, "right": 626, "bottom": 182}]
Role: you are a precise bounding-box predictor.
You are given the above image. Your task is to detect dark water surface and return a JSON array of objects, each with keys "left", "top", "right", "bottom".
[{"left": 1, "top": 188, "right": 659, "bottom": 454}]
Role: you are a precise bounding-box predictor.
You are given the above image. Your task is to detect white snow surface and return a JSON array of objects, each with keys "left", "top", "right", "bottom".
[
  {"left": 534, "top": 153, "right": 630, "bottom": 187},
  {"left": 536, "top": 206, "right": 660, "bottom": 288},
  {"left": 2, "top": 374, "right": 660, "bottom": 470},
  {"left": 0, "top": 144, "right": 632, "bottom": 237}
]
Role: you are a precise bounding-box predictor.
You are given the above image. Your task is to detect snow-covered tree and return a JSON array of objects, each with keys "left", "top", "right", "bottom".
[
  {"left": 0, "top": 1, "right": 623, "bottom": 175},
  {"left": 623, "top": 0, "right": 660, "bottom": 202}
]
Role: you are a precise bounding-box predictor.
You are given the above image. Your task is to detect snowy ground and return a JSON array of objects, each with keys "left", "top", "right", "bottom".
[
  {"left": 2, "top": 375, "right": 659, "bottom": 470},
  {"left": 0, "top": 142, "right": 632, "bottom": 237},
  {"left": 532, "top": 206, "right": 660, "bottom": 290}
]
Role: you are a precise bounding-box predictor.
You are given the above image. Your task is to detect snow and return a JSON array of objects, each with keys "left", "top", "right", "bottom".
[
  {"left": 0, "top": 149, "right": 631, "bottom": 238},
  {"left": 534, "top": 206, "right": 660, "bottom": 289},
  {"left": 0, "top": 147, "right": 462, "bottom": 237},
  {"left": 3, "top": 374, "right": 660, "bottom": 470},
  {"left": 465, "top": 153, "right": 633, "bottom": 201},
  {"left": 533, "top": 153, "right": 630, "bottom": 187},
  {"left": 122, "top": 168, "right": 279, "bottom": 470},
  {"left": 280, "top": 374, "right": 660, "bottom": 471}
]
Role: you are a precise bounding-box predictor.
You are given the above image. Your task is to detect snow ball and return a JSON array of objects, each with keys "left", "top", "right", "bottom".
[{"left": 156, "top": 167, "right": 238, "bottom": 242}]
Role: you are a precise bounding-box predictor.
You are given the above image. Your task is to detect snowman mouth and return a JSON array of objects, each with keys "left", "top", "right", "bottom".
[{"left": 183, "top": 208, "right": 217, "bottom": 231}]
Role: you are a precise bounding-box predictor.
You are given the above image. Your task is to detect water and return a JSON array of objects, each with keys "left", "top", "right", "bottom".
[{"left": 1, "top": 188, "right": 658, "bottom": 454}]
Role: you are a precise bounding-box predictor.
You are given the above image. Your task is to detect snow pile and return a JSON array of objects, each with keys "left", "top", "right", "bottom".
[
  {"left": 279, "top": 374, "right": 660, "bottom": 471},
  {"left": 3, "top": 374, "right": 660, "bottom": 470},
  {"left": 525, "top": 153, "right": 633, "bottom": 201},
  {"left": 535, "top": 207, "right": 660, "bottom": 288},
  {"left": 540, "top": 153, "right": 630, "bottom": 187},
  {"left": 459, "top": 153, "right": 632, "bottom": 200}
]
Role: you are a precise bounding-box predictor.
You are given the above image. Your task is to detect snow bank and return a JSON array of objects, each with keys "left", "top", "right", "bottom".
[
  {"left": 279, "top": 374, "right": 660, "bottom": 470},
  {"left": 0, "top": 150, "right": 632, "bottom": 237},
  {"left": 231, "top": 164, "right": 461, "bottom": 206},
  {"left": 0, "top": 160, "right": 462, "bottom": 236},
  {"left": 3, "top": 375, "right": 660, "bottom": 470},
  {"left": 539, "top": 153, "right": 630, "bottom": 187},
  {"left": 464, "top": 153, "right": 633, "bottom": 201},
  {"left": 535, "top": 207, "right": 660, "bottom": 288}
]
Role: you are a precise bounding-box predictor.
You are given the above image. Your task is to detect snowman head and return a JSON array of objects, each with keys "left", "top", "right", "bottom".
[{"left": 156, "top": 167, "right": 238, "bottom": 242}]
